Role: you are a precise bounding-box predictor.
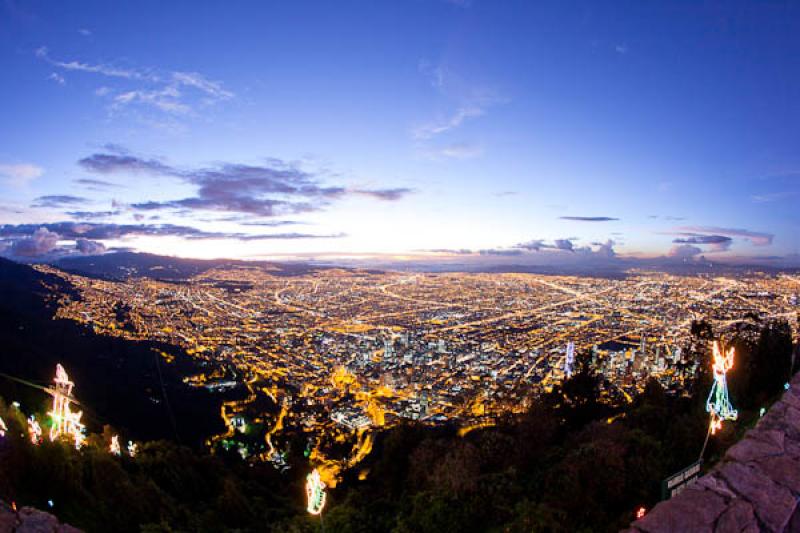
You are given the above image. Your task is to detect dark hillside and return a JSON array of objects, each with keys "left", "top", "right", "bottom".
[{"left": 0, "top": 257, "right": 229, "bottom": 446}]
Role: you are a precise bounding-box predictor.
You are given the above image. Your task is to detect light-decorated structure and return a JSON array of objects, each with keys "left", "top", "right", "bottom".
[
  {"left": 706, "top": 341, "right": 738, "bottom": 434},
  {"left": 47, "top": 364, "right": 86, "bottom": 449},
  {"left": 110, "top": 435, "right": 121, "bottom": 456},
  {"left": 28, "top": 415, "right": 42, "bottom": 445},
  {"left": 306, "top": 468, "right": 327, "bottom": 515}
]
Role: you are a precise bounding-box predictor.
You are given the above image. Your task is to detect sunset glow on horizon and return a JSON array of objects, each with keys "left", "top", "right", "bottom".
[{"left": 1, "top": 1, "right": 798, "bottom": 268}]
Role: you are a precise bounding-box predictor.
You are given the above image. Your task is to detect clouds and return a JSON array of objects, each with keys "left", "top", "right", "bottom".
[
  {"left": 0, "top": 222, "right": 342, "bottom": 242},
  {"left": 559, "top": 216, "right": 619, "bottom": 222},
  {"left": 672, "top": 234, "right": 732, "bottom": 252},
  {"left": 413, "top": 62, "right": 505, "bottom": 162},
  {"left": 36, "top": 46, "right": 148, "bottom": 80},
  {"left": 171, "top": 71, "right": 233, "bottom": 100},
  {"left": 75, "top": 238, "right": 107, "bottom": 255},
  {"left": 658, "top": 226, "right": 775, "bottom": 256},
  {"left": 648, "top": 215, "right": 685, "bottom": 221},
  {"left": 479, "top": 248, "right": 525, "bottom": 256},
  {"left": 751, "top": 191, "right": 799, "bottom": 203},
  {"left": 425, "top": 142, "right": 484, "bottom": 160},
  {"left": 517, "top": 238, "right": 584, "bottom": 252},
  {"left": 594, "top": 240, "right": 616, "bottom": 258},
  {"left": 3, "top": 226, "right": 108, "bottom": 259},
  {"left": 9, "top": 227, "right": 60, "bottom": 256},
  {"left": 674, "top": 226, "right": 774, "bottom": 247},
  {"left": 667, "top": 244, "right": 703, "bottom": 259},
  {"left": 352, "top": 188, "right": 415, "bottom": 201},
  {"left": 414, "top": 105, "right": 486, "bottom": 140},
  {"left": 435, "top": 237, "right": 616, "bottom": 258},
  {"left": 66, "top": 211, "right": 120, "bottom": 220},
  {"left": 31, "top": 195, "right": 89, "bottom": 208},
  {"left": 35, "top": 47, "right": 234, "bottom": 120},
  {"left": 553, "top": 239, "right": 576, "bottom": 252},
  {"left": 0, "top": 163, "right": 43, "bottom": 187},
  {"left": 78, "top": 152, "right": 172, "bottom": 175},
  {"left": 78, "top": 150, "right": 413, "bottom": 217},
  {"left": 74, "top": 178, "right": 123, "bottom": 190},
  {"left": 113, "top": 86, "right": 191, "bottom": 115},
  {"left": 0, "top": 222, "right": 346, "bottom": 259}
]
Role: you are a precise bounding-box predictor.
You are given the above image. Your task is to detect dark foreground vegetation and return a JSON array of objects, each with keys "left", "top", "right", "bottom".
[{"left": 0, "top": 258, "right": 796, "bottom": 532}]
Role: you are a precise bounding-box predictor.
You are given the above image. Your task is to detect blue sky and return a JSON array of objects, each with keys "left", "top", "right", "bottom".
[{"left": 0, "top": 0, "right": 798, "bottom": 266}]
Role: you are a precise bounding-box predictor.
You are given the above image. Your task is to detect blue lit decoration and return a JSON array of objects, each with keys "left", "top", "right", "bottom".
[{"left": 706, "top": 341, "right": 737, "bottom": 434}]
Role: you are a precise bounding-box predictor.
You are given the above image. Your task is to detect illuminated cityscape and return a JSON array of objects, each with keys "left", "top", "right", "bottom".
[
  {"left": 37, "top": 263, "right": 799, "bottom": 484},
  {"left": 1, "top": 0, "right": 799, "bottom": 530}
]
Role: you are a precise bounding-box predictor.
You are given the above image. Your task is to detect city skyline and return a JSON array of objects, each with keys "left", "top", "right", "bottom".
[{"left": 1, "top": 1, "right": 798, "bottom": 267}]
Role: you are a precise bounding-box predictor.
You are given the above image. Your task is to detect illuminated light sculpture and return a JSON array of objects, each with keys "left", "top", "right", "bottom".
[
  {"left": 636, "top": 506, "right": 646, "bottom": 520},
  {"left": 127, "top": 440, "right": 138, "bottom": 457},
  {"left": 110, "top": 435, "right": 121, "bottom": 456},
  {"left": 28, "top": 416, "right": 42, "bottom": 445},
  {"left": 706, "top": 341, "right": 737, "bottom": 435},
  {"left": 306, "top": 468, "right": 327, "bottom": 516},
  {"left": 0, "top": 416, "right": 6, "bottom": 437},
  {"left": 47, "top": 364, "right": 86, "bottom": 448}
]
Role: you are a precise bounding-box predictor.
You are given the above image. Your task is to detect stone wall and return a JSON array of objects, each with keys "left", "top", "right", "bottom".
[
  {"left": 625, "top": 371, "right": 800, "bottom": 533},
  {"left": 0, "top": 500, "right": 82, "bottom": 532}
]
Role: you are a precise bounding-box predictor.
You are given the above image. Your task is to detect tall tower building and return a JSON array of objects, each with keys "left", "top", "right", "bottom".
[
  {"left": 383, "top": 338, "right": 394, "bottom": 362},
  {"left": 564, "top": 342, "right": 576, "bottom": 379}
]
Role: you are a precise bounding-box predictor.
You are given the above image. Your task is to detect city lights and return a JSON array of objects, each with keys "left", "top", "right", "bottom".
[
  {"left": 33, "top": 262, "right": 799, "bottom": 485},
  {"left": 706, "top": 341, "right": 737, "bottom": 435},
  {"left": 306, "top": 468, "right": 327, "bottom": 516}
]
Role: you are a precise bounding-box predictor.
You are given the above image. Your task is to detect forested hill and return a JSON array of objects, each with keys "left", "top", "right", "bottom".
[{"left": 0, "top": 257, "right": 227, "bottom": 446}]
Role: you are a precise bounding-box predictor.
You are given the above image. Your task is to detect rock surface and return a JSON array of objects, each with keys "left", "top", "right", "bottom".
[
  {"left": 624, "top": 372, "right": 800, "bottom": 533},
  {"left": 0, "top": 501, "right": 81, "bottom": 532}
]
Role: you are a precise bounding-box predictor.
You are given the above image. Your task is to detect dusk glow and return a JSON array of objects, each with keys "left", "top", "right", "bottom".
[
  {"left": 0, "top": 3, "right": 799, "bottom": 532},
  {"left": 1, "top": 1, "right": 798, "bottom": 268}
]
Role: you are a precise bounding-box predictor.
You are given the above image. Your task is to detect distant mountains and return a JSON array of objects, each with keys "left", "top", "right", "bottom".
[
  {"left": 0, "top": 250, "right": 782, "bottom": 281},
  {"left": 55, "top": 251, "right": 334, "bottom": 281}
]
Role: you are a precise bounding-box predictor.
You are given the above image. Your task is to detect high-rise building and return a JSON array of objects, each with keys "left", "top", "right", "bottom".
[
  {"left": 383, "top": 338, "right": 394, "bottom": 361},
  {"left": 564, "top": 341, "right": 575, "bottom": 378}
]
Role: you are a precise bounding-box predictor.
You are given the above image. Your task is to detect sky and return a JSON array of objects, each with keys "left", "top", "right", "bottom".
[{"left": 0, "top": 0, "right": 799, "bottom": 268}]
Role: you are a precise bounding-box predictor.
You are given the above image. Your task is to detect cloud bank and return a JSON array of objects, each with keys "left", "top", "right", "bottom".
[{"left": 78, "top": 150, "right": 414, "bottom": 217}]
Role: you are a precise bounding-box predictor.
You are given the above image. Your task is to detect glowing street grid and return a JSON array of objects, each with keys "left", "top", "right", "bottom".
[{"left": 41, "top": 265, "right": 800, "bottom": 485}]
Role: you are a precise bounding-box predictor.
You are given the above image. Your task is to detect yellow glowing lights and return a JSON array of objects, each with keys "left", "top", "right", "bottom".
[
  {"left": 706, "top": 341, "right": 737, "bottom": 435},
  {"left": 636, "top": 506, "right": 646, "bottom": 519},
  {"left": 110, "top": 435, "right": 121, "bottom": 456},
  {"left": 47, "top": 364, "right": 86, "bottom": 449},
  {"left": 28, "top": 416, "right": 42, "bottom": 445},
  {"left": 306, "top": 468, "right": 327, "bottom": 515},
  {"left": 0, "top": 417, "right": 6, "bottom": 438}
]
